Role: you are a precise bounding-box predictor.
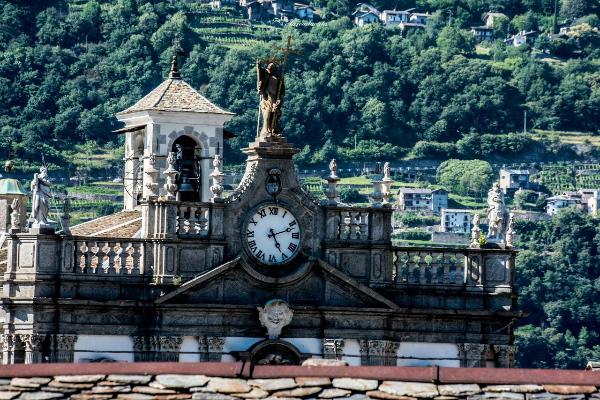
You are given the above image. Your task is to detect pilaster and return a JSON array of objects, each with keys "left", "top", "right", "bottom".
[
  {"left": 458, "top": 343, "right": 490, "bottom": 367},
  {"left": 19, "top": 334, "right": 45, "bottom": 364},
  {"left": 51, "top": 334, "right": 78, "bottom": 363},
  {"left": 322, "top": 339, "right": 345, "bottom": 360},
  {"left": 206, "top": 336, "right": 225, "bottom": 362},
  {"left": 494, "top": 344, "right": 517, "bottom": 368}
]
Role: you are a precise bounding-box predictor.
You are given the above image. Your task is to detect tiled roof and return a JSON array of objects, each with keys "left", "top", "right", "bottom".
[
  {"left": 118, "top": 78, "right": 233, "bottom": 115},
  {"left": 70, "top": 211, "right": 142, "bottom": 238}
]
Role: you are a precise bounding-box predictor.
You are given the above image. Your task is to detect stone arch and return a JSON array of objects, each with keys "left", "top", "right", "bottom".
[
  {"left": 242, "top": 339, "right": 306, "bottom": 366},
  {"left": 172, "top": 135, "right": 202, "bottom": 202}
]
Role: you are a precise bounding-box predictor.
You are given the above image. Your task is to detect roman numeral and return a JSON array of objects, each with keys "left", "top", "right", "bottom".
[
  {"left": 256, "top": 250, "right": 265, "bottom": 261},
  {"left": 291, "top": 231, "right": 299, "bottom": 239},
  {"left": 268, "top": 207, "right": 278, "bottom": 215},
  {"left": 282, "top": 211, "right": 288, "bottom": 218},
  {"left": 248, "top": 240, "right": 257, "bottom": 251},
  {"left": 246, "top": 229, "right": 255, "bottom": 238},
  {"left": 288, "top": 243, "right": 298, "bottom": 253},
  {"left": 281, "top": 253, "right": 288, "bottom": 261},
  {"left": 289, "top": 220, "right": 297, "bottom": 227},
  {"left": 249, "top": 218, "right": 258, "bottom": 226},
  {"left": 268, "top": 254, "right": 277, "bottom": 263},
  {"left": 257, "top": 209, "right": 267, "bottom": 218}
]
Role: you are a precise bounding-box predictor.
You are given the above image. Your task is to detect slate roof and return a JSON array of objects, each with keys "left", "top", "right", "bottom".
[{"left": 118, "top": 78, "right": 233, "bottom": 115}]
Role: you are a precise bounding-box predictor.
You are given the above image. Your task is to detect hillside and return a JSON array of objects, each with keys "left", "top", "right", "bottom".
[{"left": 0, "top": 0, "right": 599, "bottom": 170}]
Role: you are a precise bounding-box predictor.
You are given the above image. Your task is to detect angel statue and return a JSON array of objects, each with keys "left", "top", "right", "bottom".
[
  {"left": 257, "top": 61, "right": 285, "bottom": 139},
  {"left": 30, "top": 166, "right": 53, "bottom": 226}
]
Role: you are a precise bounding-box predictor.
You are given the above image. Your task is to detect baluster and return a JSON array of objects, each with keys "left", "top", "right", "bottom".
[
  {"left": 424, "top": 253, "right": 433, "bottom": 283},
  {"left": 131, "top": 243, "right": 142, "bottom": 274},
  {"left": 457, "top": 254, "right": 466, "bottom": 284},
  {"left": 95, "top": 243, "right": 106, "bottom": 274},
  {"left": 349, "top": 211, "right": 358, "bottom": 240},
  {"left": 442, "top": 253, "right": 452, "bottom": 284},
  {"left": 122, "top": 243, "right": 133, "bottom": 274},
  {"left": 410, "top": 253, "right": 420, "bottom": 283},
  {"left": 343, "top": 211, "right": 352, "bottom": 240},
  {"left": 189, "top": 206, "right": 198, "bottom": 236},
  {"left": 75, "top": 241, "right": 85, "bottom": 273},
  {"left": 336, "top": 211, "right": 342, "bottom": 239},
  {"left": 434, "top": 254, "right": 444, "bottom": 283},
  {"left": 358, "top": 211, "right": 368, "bottom": 240},
  {"left": 198, "top": 208, "right": 209, "bottom": 235},
  {"left": 118, "top": 244, "right": 128, "bottom": 274},
  {"left": 177, "top": 206, "right": 186, "bottom": 236},
  {"left": 106, "top": 242, "right": 117, "bottom": 275},
  {"left": 84, "top": 242, "right": 94, "bottom": 274}
]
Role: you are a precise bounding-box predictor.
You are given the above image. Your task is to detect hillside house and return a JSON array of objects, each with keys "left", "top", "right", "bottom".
[
  {"left": 587, "top": 191, "right": 600, "bottom": 217},
  {"left": 499, "top": 168, "right": 531, "bottom": 195},
  {"left": 471, "top": 26, "right": 494, "bottom": 42},
  {"left": 294, "top": 4, "right": 314, "bottom": 20},
  {"left": 409, "top": 12, "right": 429, "bottom": 25},
  {"left": 505, "top": 30, "right": 537, "bottom": 47},
  {"left": 354, "top": 11, "right": 380, "bottom": 26},
  {"left": 483, "top": 12, "right": 507, "bottom": 28},
  {"left": 396, "top": 188, "right": 448, "bottom": 214},
  {"left": 441, "top": 209, "right": 472, "bottom": 234},
  {"left": 380, "top": 10, "right": 410, "bottom": 26},
  {"left": 546, "top": 194, "right": 582, "bottom": 215}
]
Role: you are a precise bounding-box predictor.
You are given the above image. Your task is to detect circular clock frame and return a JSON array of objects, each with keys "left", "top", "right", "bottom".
[{"left": 241, "top": 202, "right": 302, "bottom": 267}]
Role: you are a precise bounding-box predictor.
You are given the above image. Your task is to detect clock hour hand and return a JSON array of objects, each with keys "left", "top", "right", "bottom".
[
  {"left": 270, "top": 227, "right": 294, "bottom": 237},
  {"left": 269, "top": 228, "right": 283, "bottom": 253}
]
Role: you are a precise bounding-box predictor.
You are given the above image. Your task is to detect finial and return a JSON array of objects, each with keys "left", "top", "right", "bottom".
[{"left": 169, "top": 36, "right": 182, "bottom": 79}]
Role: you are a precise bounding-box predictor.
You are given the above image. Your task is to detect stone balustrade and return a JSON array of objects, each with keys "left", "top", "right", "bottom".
[
  {"left": 325, "top": 205, "right": 392, "bottom": 243},
  {"left": 176, "top": 203, "right": 211, "bottom": 238},
  {"left": 71, "top": 238, "right": 145, "bottom": 275},
  {"left": 391, "top": 246, "right": 514, "bottom": 289}
]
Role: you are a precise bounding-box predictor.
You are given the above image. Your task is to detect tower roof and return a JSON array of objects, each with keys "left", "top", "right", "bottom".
[
  {"left": 117, "top": 78, "right": 234, "bottom": 116},
  {"left": 0, "top": 178, "right": 26, "bottom": 196}
]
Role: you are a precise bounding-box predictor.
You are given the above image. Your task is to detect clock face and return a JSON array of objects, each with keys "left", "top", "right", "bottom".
[{"left": 244, "top": 204, "right": 301, "bottom": 265}]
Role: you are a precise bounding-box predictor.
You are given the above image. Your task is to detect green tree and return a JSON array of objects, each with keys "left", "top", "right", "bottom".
[{"left": 436, "top": 159, "right": 493, "bottom": 197}]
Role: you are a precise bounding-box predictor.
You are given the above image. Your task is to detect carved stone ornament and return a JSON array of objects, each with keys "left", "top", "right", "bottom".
[
  {"left": 163, "top": 151, "right": 179, "bottom": 200},
  {"left": 210, "top": 154, "right": 225, "bottom": 201},
  {"left": 10, "top": 198, "right": 20, "bottom": 231},
  {"left": 470, "top": 213, "right": 482, "bottom": 248},
  {"left": 258, "top": 299, "right": 293, "bottom": 340},
  {"left": 265, "top": 168, "right": 282, "bottom": 196}
]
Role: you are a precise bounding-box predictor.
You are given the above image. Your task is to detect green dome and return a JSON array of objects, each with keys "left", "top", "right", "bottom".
[{"left": 0, "top": 178, "right": 26, "bottom": 195}]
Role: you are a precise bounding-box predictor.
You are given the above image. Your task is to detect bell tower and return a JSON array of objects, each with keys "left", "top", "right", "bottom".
[{"left": 115, "top": 52, "right": 234, "bottom": 210}]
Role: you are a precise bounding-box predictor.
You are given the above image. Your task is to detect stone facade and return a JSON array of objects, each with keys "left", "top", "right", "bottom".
[{"left": 0, "top": 68, "right": 520, "bottom": 367}]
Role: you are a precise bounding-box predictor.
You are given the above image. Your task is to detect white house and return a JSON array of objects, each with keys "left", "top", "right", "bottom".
[
  {"left": 396, "top": 188, "right": 448, "bottom": 214},
  {"left": 505, "top": 30, "right": 537, "bottom": 47},
  {"left": 380, "top": 10, "right": 410, "bottom": 26},
  {"left": 587, "top": 191, "right": 600, "bottom": 217},
  {"left": 545, "top": 195, "right": 581, "bottom": 216},
  {"left": 294, "top": 4, "right": 314, "bottom": 20},
  {"left": 441, "top": 209, "right": 472, "bottom": 234},
  {"left": 354, "top": 11, "right": 380, "bottom": 26}
]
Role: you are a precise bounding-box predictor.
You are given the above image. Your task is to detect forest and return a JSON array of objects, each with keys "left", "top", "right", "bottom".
[{"left": 0, "top": 0, "right": 599, "bottom": 168}]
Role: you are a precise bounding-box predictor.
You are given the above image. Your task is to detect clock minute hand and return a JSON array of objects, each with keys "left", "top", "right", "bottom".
[{"left": 271, "top": 227, "right": 293, "bottom": 236}]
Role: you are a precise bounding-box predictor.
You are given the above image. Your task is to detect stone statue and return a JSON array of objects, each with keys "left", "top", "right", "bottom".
[
  {"left": 30, "top": 166, "right": 52, "bottom": 226},
  {"left": 257, "top": 299, "right": 293, "bottom": 340},
  {"left": 383, "top": 162, "right": 391, "bottom": 180},
  {"left": 470, "top": 213, "right": 482, "bottom": 248},
  {"left": 505, "top": 212, "right": 515, "bottom": 247},
  {"left": 329, "top": 159, "right": 338, "bottom": 178},
  {"left": 10, "top": 198, "right": 20, "bottom": 231},
  {"left": 257, "top": 61, "right": 285, "bottom": 139},
  {"left": 60, "top": 198, "right": 71, "bottom": 235},
  {"left": 487, "top": 182, "right": 507, "bottom": 240}
]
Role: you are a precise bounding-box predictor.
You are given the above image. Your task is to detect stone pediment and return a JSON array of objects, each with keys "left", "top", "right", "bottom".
[{"left": 155, "top": 257, "right": 399, "bottom": 310}]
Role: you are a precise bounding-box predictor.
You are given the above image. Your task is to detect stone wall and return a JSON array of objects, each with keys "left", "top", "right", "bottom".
[{"left": 0, "top": 362, "right": 599, "bottom": 399}]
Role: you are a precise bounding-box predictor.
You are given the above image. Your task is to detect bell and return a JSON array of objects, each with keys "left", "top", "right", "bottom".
[{"left": 178, "top": 175, "right": 195, "bottom": 193}]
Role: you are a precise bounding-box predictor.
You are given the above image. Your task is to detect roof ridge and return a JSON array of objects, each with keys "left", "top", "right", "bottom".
[{"left": 154, "top": 78, "right": 174, "bottom": 108}]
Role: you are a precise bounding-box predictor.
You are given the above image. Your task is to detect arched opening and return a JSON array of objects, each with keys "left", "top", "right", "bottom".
[
  {"left": 172, "top": 135, "right": 201, "bottom": 202},
  {"left": 236, "top": 339, "right": 306, "bottom": 365}
]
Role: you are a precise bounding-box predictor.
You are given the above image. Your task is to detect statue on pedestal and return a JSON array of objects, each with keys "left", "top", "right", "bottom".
[
  {"left": 256, "top": 61, "right": 285, "bottom": 139},
  {"left": 30, "top": 166, "right": 52, "bottom": 227},
  {"left": 486, "top": 182, "right": 508, "bottom": 241}
]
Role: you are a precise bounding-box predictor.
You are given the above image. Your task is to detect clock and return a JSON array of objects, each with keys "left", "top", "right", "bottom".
[{"left": 243, "top": 204, "right": 301, "bottom": 265}]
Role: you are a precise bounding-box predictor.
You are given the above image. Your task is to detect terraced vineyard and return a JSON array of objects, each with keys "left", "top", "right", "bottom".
[{"left": 539, "top": 163, "right": 600, "bottom": 194}]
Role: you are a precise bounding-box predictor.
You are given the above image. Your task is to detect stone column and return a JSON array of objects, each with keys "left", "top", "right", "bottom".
[
  {"left": 52, "top": 334, "right": 77, "bottom": 363},
  {"left": 457, "top": 343, "right": 490, "bottom": 367},
  {"left": 19, "top": 334, "right": 45, "bottom": 364},
  {"left": 206, "top": 336, "right": 225, "bottom": 362},
  {"left": 494, "top": 345, "right": 517, "bottom": 368},
  {"left": 359, "top": 339, "right": 399, "bottom": 366},
  {"left": 158, "top": 336, "right": 183, "bottom": 362},
  {"left": 322, "top": 339, "right": 345, "bottom": 360}
]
